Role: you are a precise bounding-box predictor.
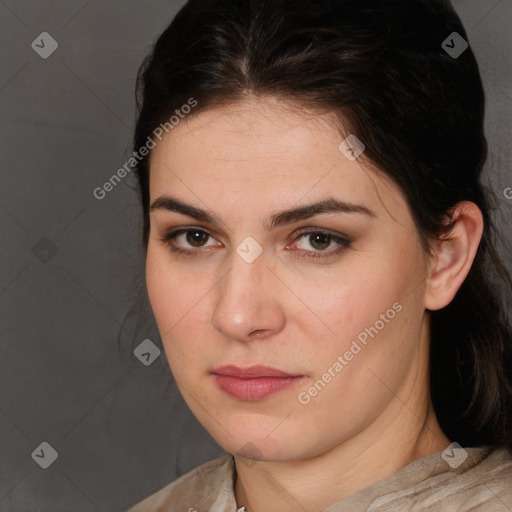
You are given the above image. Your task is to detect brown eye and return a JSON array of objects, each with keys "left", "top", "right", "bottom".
[
  {"left": 291, "top": 229, "right": 351, "bottom": 258},
  {"left": 186, "top": 230, "right": 210, "bottom": 247},
  {"left": 308, "top": 233, "right": 332, "bottom": 250},
  {"left": 162, "top": 228, "right": 222, "bottom": 255}
]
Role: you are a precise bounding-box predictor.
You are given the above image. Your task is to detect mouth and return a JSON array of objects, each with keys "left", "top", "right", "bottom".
[{"left": 211, "top": 365, "right": 306, "bottom": 401}]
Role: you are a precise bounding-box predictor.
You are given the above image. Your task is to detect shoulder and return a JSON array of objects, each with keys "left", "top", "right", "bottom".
[
  {"left": 388, "top": 446, "right": 512, "bottom": 511},
  {"left": 451, "top": 446, "right": 512, "bottom": 504},
  {"left": 127, "top": 454, "right": 235, "bottom": 512},
  {"left": 333, "top": 446, "right": 512, "bottom": 512}
]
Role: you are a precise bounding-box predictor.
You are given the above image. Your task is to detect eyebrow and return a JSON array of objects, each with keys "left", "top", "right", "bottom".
[{"left": 150, "top": 196, "right": 376, "bottom": 229}]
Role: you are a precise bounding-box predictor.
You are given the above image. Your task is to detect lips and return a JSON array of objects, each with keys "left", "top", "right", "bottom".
[
  {"left": 211, "top": 365, "right": 305, "bottom": 401},
  {"left": 213, "top": 365, "right": 299, "bottom": 378}
]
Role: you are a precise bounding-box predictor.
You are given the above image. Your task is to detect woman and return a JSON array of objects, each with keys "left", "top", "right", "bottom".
[{"left": 126, "top": 0, "right": 512, "bottom": 510}]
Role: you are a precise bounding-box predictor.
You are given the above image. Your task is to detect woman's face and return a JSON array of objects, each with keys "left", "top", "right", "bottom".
[{"left": 146, "top": 96, "right": 432, "bottom": 461}]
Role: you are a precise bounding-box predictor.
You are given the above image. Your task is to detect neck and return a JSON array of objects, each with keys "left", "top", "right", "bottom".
[{"left": 234, "top": 397, "right": 450, "bottom": 512}]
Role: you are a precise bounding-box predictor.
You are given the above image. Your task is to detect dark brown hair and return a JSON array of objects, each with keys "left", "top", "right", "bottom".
[{"left": 132, "top": 0, "right": 512, "bottom": 451}]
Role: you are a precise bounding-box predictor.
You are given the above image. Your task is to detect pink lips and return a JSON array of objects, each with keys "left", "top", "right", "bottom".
[{"left": 211, "top": 365, "right": 305, "bottom": 401}]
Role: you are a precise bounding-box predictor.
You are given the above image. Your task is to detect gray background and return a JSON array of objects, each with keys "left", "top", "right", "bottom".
[{"left": 0, "top": 1, "right": 511, "bottom": 511}]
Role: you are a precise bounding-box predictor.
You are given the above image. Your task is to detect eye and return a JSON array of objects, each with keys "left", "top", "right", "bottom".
[
  {"left": 299, "top": 232, "right": 332, "bottom": 251},
  {"left": 182, "top": 229, "right": 211, "bottom": 248},
  {"left": 160, "top": 226, "right": 350, "bottom": 259},
  {"left": 162, "top": 228, "right": 222, "bottom": 254},
  {"left": 289, "top": 229, "right": 351, "bottom": 257}
]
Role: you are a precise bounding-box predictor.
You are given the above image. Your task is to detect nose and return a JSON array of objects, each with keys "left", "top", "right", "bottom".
[{"left": 211, "top": 252, "right": 286, "bottom": 342}]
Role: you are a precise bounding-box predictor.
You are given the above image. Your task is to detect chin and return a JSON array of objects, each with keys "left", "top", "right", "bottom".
[{"left": 212, "top": 422, "right": 312, "bottom": 463}]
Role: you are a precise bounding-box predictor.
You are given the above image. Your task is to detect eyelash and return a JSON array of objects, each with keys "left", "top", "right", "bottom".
[{"left": 160, "top": 227, "right": 351, "bottom": 259}]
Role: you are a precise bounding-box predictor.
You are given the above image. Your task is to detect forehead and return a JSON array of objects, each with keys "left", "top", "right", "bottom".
[{"left": 148, "top": 96, "right": 405, "bottom": 220}]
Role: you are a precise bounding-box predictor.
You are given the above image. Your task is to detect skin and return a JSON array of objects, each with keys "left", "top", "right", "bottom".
[{"left": 145, "top": 95, "right": 483, "bottom": 512}]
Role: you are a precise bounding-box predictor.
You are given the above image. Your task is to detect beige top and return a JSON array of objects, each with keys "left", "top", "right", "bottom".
[{"left": 127, "top": 446, "right": 512, "bottom": 511}]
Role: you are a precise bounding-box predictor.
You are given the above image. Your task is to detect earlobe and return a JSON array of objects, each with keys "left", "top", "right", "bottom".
[{"left": 424, "top": 202, "right": 484, "bottom": 311}]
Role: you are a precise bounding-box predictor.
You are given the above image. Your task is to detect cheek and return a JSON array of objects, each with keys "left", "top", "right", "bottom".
[
  {"left": 146, "top": 251, "right": 176, "bottom": 332},
  {"left": 296, "top": 241, "right": 423, "bottom": 358},
  {"left": 294, "top": 269, "right": 397, "bottom": 347},
  {"left": 145, "top": 249, "right": 209, "bottom": 356}
]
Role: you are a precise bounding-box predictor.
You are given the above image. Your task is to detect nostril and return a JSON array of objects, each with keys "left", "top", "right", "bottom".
[{"left": 247, "top": 329, "right": 272, "bottom": 340}]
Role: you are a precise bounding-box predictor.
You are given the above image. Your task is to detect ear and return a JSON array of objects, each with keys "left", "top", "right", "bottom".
[{"left": 424, "top": 201, "right": 484, "bottom": 311}]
